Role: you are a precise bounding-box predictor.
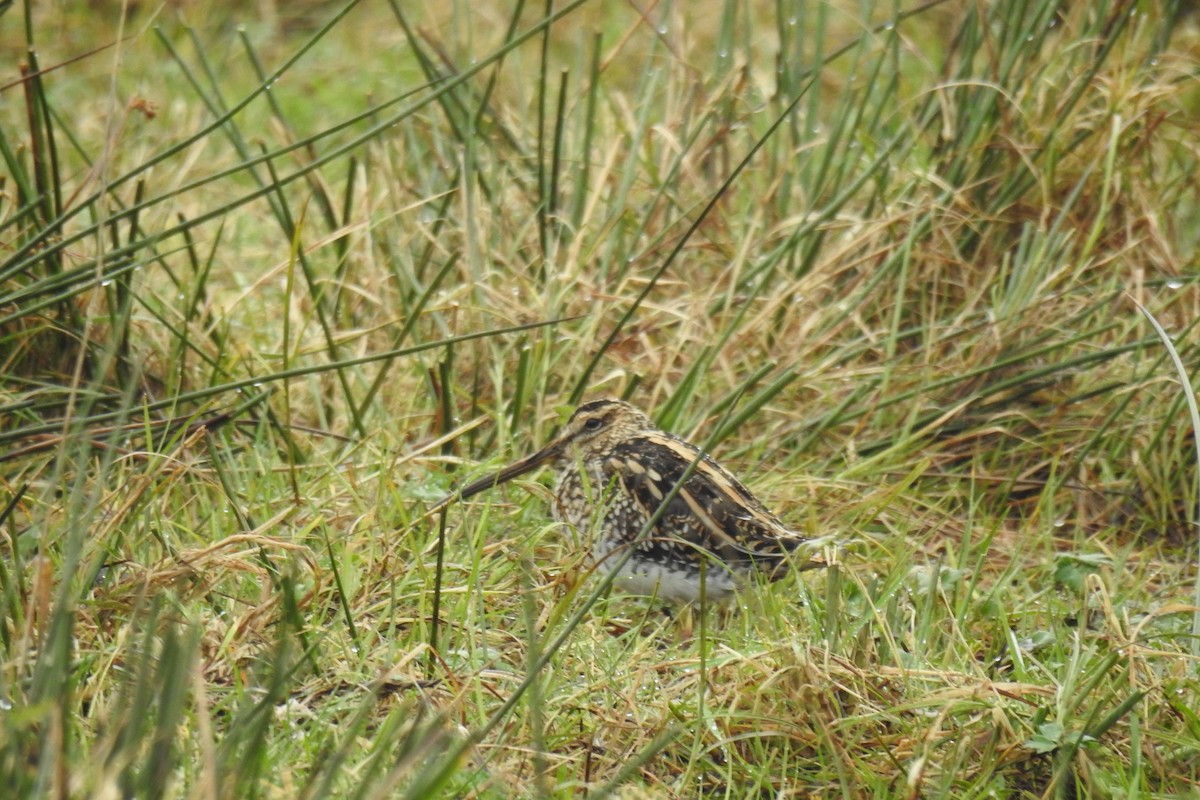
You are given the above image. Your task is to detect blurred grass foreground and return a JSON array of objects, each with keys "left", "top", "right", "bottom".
[{"left": 2, "top": 1, "right": 1200, "bottom": 797}]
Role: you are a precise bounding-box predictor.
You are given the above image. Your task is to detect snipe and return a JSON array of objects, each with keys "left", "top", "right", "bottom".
[{"left": 433, "top": 399, "right": 820, "bottom": 603}]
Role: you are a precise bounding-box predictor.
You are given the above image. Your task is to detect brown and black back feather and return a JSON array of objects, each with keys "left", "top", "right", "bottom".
[{"left": 603, "top": 434, "right": 808, "bottom": 578}]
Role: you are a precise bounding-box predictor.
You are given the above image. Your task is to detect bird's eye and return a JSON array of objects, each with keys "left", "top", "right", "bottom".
[{"left": 583, "top": 417, "right": 604, "bottom": 432}]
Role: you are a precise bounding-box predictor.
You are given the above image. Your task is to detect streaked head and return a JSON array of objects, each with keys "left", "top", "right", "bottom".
[
  {"left": 446, "top": 399, "right": 657, "bottom": 503},
  {"left": 554, "top": 399, "right": 656, "bottom": 458}
]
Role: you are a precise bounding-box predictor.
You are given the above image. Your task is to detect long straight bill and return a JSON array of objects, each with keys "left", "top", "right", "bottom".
[{"left": 426, "top": 439, "right": 565, "bottom": 515}]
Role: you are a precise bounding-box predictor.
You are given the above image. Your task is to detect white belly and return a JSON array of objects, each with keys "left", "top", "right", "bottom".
[
  {"left": 552, "top": 462, "right": 740, "bottom": 603},
  {"left": 592, "top": 542, "right": 738, "bottom": 602}
]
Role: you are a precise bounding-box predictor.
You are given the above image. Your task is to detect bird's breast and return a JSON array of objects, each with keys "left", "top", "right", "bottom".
[{"left": 552, "top": 458, "right": 619, "bottom": 529}]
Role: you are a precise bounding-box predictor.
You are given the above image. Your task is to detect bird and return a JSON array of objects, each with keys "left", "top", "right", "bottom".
[{"left": 432, "top": 399, "right": 821, "bottom": 603}]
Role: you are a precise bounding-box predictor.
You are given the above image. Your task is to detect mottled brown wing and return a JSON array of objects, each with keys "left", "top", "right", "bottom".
[{"left": 604, "top": 435, "right": 806, "bottom": 573}]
